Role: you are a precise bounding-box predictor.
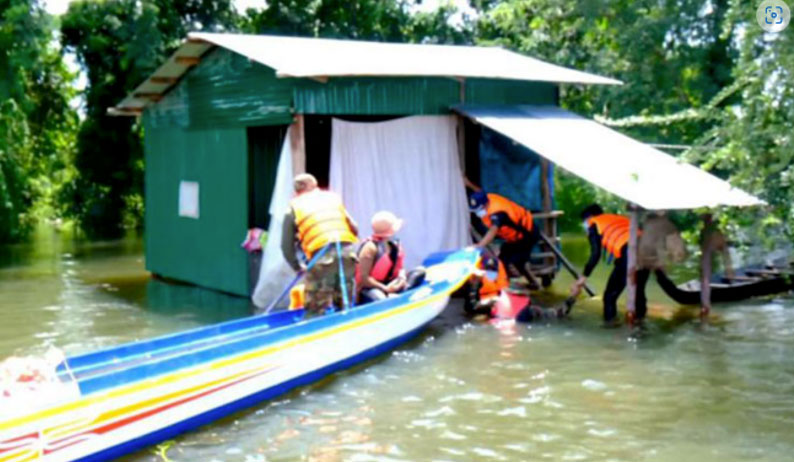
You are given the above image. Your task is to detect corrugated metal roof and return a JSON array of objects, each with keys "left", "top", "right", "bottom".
[
  {"left": 456, "top": 105, "right": 762, "bottom": 210},
  {"left": 112, "top": 33, "right": 620, "bottom": 115}
]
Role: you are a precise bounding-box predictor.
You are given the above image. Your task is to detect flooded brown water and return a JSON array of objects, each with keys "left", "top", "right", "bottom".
[{"left": 1, "top": 229, "right": 793, "bottom": 462}]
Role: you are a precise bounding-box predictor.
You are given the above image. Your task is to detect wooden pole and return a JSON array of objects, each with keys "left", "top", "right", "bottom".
[
  {"left": 456, "top": 78, "right": 467, "bottom": 179},
  {"left": 626, "top": 205, "right": 640, "bottom": 324},
  {"left": 540, "top": 159, "right": 554, "bottom": 273},
  {"left": 456, "top": 116, "right": 466, "bottom": 175},
  {"left": 289, "top": 114, "right": 306, "bottom": 176},
  {"left": 537, "top": 232, "right": 596, "bottom": 296},
  {"left": 700, "top": 213, "right": 713, "bottom": 318},
  {"left": 540, "top": 160, "right": 552, "bottom": 220}
]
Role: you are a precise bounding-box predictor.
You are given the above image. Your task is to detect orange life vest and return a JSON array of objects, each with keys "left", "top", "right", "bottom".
[
  {"left": 586, "top": 214, "right": 640, "bottom": 259},
  {"left": 289, "top": 284, "right": 305, "bottom": 310},
  {"left": 290, "top": 189, "right": 357, "bottom": 258},
  {"left": 479, "top": 258, "right": 509, "bottom": 299},
  {"left": 481, "top": 193, "right": 534, "bottom": 243}
]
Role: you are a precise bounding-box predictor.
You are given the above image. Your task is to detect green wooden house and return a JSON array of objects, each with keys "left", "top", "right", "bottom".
[{"left": 112, "top": 33, "right": 619, "bottom": 297}]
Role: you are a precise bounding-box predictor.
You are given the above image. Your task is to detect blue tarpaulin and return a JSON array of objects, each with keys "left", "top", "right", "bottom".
[{"left": 478, "top": 126, "right": 554, "bottom": 212}]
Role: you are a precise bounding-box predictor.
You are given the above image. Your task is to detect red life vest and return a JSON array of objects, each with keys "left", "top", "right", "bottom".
[
  {"left": 481, "top": 193, "right": 534, "bottom": 243},
  {"left": 355, "top": 237, "right": 405, "bottom": 286},
  {"left": 586, "top": 214, "right": 641, "bottom": 259}
]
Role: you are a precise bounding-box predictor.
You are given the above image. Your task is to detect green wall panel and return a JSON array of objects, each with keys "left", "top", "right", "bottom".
[
  {"left": 465, "top": 79, "right": 557, "bottom": 105},
  {"left": 146, "top": 48, "right": 294, "bottom": 130},
  {"left": 144, "top": 116, "right": 250, "bottom": 296},
  {"left": 294, "top": 77, "right": 461, "bottom": 115},
  {"left": 294, "top": 77, "right": 557, "bottom": 115}
]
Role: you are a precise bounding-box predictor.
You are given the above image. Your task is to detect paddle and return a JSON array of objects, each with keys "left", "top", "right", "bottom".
[
  {"left": 537, "top": 231, "right": 596, "bottom": 297},
  {"left": 263, "top": 243, "right": 332, "bottom": 314}
]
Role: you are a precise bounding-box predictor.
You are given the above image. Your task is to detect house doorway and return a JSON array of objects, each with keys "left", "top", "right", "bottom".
[{"left": 247, "top": 125, "right": 288, "bottom": 229}]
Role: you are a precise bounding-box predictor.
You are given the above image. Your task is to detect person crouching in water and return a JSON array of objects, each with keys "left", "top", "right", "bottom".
[
  {"left": 465, "top": 253, "right": 511, "bottom": 317},
  {"left": 356, "top": 211, "right": 425, "bottom": 303},
  {"left": 467, "top": 253, "right": 573, "bottom": 322}
]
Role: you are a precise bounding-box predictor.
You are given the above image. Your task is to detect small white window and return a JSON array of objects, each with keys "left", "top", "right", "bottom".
[{"left": 178, "top": 181, "right": 200, "bottom": 219}]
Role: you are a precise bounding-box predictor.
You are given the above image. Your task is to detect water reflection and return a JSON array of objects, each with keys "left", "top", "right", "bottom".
[
  {"left": 0, "top": 229, "right": 251, "bottom": 357},
  {"left": 144, "top": 279, "right": 252, "bottom": 324}
]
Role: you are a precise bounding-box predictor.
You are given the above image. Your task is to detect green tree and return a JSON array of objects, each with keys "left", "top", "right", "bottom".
[
  {"left": 686, "top": 2, "right": 794, "bottom": 240},
  {"left": 61, "top": 0, "right": 163, "bottom": 238},
  {"left": 0, "top": 100, "right": 34, "bottom": 242},
  {"left": 60, "top": 0, "right": 239, "bottom": 239},
  {"left": 242, "top": 0, "right": 409, "bottom": 39},
  {"left": 0, "top": 0, "right": 75, "bottom": 242},
  {"left": 242, "top": 0, "right": 471, "bottom": 43},
  {"left": 474, "top": 0, "right": 735, "bottom": 142}
]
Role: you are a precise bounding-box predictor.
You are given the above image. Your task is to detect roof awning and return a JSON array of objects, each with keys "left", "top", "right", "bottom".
[
  {"left": 456, "top": 105, "right": 762, "bottom": 210},
  {"left": 111, "top": 33, "right": 621, "bottom": 115}
]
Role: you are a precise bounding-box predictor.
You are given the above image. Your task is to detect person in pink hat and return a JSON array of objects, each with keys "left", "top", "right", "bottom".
[{"left": 355, "top": 211, "right": 425, "bottom": 303}]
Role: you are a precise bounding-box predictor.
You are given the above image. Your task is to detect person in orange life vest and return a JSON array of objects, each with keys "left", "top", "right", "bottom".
[
  {"left": 356, "top": 211, "right": 426, "bottom": 304},
  {"left": 281, "top": 173, "right": 359, "bottom": 314},
  {"left": 464, "top": 253, "right": 511, "bottom": 316},
  {"left": 570, "top": 204, "right": 651, "bottom": 323},
  {"left": 466, "top": 253, "right": 572, "bottom": 321},
  {"left": 468, "top": 190, "right": 540, "bottom": 285}
]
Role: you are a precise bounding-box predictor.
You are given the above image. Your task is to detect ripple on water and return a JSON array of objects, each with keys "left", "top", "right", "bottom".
[
  {"left": 424, "top": 406, "right": 456, "bottom": 417},
  {"left": 496, "top": 406, "right": 526, "bottom": 418},
  {"left": 439, "top": 430, "right": 466, "bottom": 441},
  {"left": 580, "top": 379, "right": 608, "bottom": 391}
]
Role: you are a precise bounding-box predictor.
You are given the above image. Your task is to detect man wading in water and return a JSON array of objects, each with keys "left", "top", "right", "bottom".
[{"left": 570, "top": 204, "right": 685, "bottom": 324}]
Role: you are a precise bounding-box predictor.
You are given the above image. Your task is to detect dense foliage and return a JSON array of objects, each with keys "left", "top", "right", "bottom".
[
  {"left": 0, "top": 0, "right": 791, "bottom": 245},
  {"left": 59, "top": 0, "right": 239, "bottom": 239},
  {"left": 0, "top": 0, "right": 74, "bottom": 242}
]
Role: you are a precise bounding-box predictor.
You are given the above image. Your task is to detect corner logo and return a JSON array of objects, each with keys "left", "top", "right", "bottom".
[{"left": 757, "top": 0, "right": 790, "bottom": 32}]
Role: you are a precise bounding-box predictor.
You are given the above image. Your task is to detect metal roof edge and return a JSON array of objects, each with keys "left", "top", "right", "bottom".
[{"left": 113, "top": 33, "right": 623, "bottom": 113}]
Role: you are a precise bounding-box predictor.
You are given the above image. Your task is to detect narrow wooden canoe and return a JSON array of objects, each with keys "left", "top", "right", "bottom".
[
  {"left": 655, "top": 262, "right": 794, "bottom": 305},
  {"left": 0, "top": 249, "right": 478, "bottom": 462}
]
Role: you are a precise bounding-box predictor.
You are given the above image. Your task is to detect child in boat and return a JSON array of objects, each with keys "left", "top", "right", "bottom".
[{"left": 355, "top": 211, "right": 425, "bottom": 304}]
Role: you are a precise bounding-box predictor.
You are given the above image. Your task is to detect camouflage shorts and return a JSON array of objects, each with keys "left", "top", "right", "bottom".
[{"left": 304, "top": 244, "right": 357, "bottom": 314}]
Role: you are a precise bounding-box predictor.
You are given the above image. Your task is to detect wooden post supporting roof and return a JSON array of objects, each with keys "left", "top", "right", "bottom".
[
  {"left": 540, "top": 159, "right": 556, "bottom": 275},
  {"left": 290, "top": 114, "right": 306, "bottom": 176},
  {"left": 626, "top": 205, "right": 640, "bottom": 324},
  {"left": 456, "top": 116, "right": 466, "bottom": 175},
  {"left": 700, "top": 213, "right": 713, "bottom": 318},
  {"left": 455, "top": 78, "right": 466, "bottom": 175}
]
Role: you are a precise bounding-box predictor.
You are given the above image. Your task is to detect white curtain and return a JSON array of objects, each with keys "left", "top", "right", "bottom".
[
  {"left": 329, "top": 116, "right": 470, "bottom": 269},
  {"left": 252, "top": 128, "right": 295, "bottom": 309}
]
